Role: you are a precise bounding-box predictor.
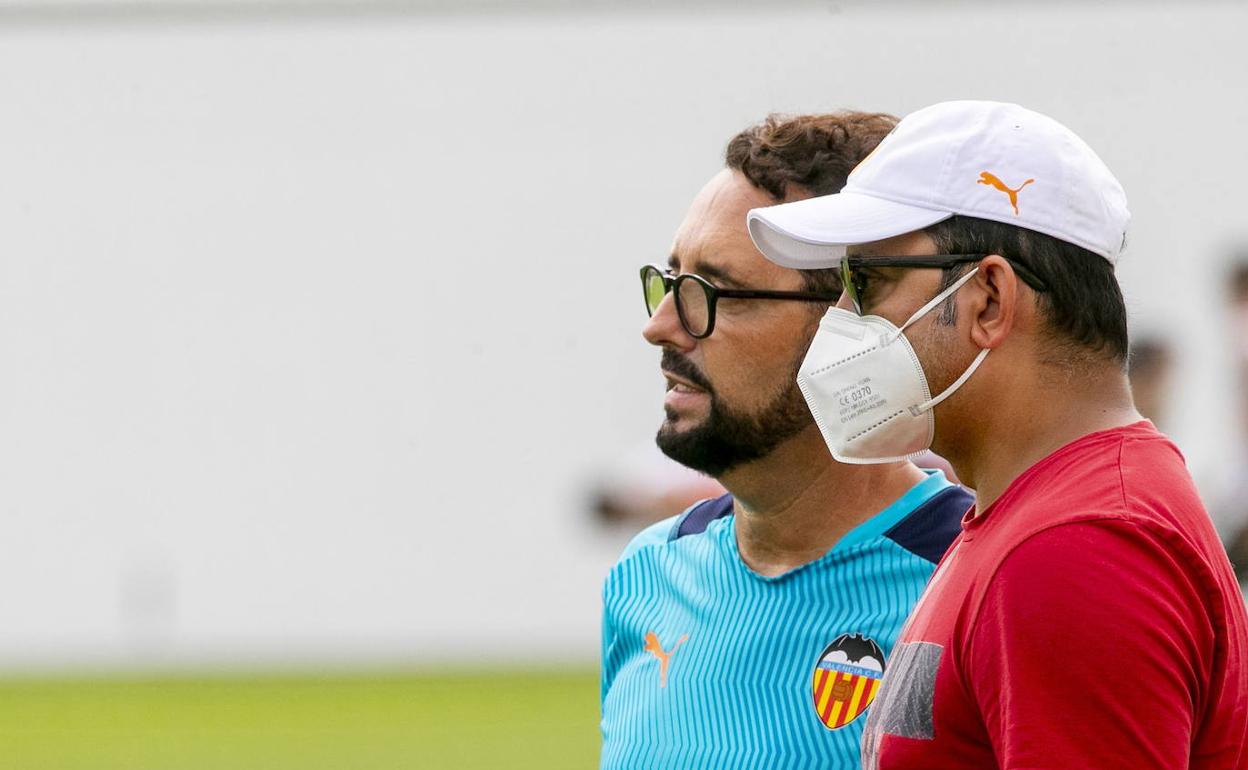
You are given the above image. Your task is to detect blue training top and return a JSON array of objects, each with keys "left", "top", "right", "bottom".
[{"left": 600, "top": 470, "right": 972, "bottom": 770}]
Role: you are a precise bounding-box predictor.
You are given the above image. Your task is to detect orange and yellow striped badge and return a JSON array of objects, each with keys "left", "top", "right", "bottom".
[{"left": 810, "top": 634, "right": 886, "bottom": 730}]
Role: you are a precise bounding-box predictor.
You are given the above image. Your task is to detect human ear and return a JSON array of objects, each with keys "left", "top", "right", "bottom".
[{"left": 967, "top": 255, "right": 1017, "bottom": 350}]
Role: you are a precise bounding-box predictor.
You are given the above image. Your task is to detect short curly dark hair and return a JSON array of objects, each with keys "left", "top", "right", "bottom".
[{"left": 725, "top": 112, "right": 897, "bottom": 294}]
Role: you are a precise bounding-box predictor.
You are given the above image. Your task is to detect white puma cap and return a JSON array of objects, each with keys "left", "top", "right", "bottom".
[{"left": 746, "top": 100, "right": 1130, "bottom": 266}]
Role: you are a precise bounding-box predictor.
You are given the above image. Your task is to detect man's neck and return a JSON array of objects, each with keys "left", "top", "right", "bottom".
[
  {"left": 948, "top": 364, "right": 1141, "bottom": 514},
  {"left": 719, "top": 428, "right": 929, "bottom": 578}
]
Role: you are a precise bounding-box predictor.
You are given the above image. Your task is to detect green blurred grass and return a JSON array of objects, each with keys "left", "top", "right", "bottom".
[{"left": 0, "top": 668, "right": 599, "bottom": 770}]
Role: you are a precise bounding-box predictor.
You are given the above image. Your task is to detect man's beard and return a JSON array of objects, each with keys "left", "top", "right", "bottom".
[{"left": 655, "top": 348, "right": 814, "bottom": 478}]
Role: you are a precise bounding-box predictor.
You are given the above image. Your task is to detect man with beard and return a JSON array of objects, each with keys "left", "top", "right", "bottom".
[
  {"left": 599, "top": 112, "right": 974, "bottom": 770},
  {"left": 748, "top": 101, "right": 1248, "bottom": 769}
]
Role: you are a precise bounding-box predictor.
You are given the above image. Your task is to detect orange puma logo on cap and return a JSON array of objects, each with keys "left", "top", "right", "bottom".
[
  {"left": 977, "top": 171, "right": 1034, "bottom": 215},
  {"left": 643, "top": 631, "right": 688, "bottom": 688}
]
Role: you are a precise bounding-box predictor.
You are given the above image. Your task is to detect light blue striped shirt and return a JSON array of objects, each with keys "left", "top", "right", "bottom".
[{"left": 600, "top": 471, "right": 970, "bottom": 769}]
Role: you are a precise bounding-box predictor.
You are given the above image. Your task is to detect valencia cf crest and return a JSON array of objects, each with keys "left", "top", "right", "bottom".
[{"left": 811, "top": 633, "right": 886, "bottom": 730}]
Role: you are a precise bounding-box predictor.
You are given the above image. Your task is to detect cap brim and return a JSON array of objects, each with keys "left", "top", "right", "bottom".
[{"left": 747, "top": 191, "right": 954, "bottom": 268}]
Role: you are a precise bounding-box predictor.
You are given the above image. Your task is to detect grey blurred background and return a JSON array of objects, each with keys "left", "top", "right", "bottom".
[{"left": 0, "top": 0, "right": 1244, "bottom": 673}]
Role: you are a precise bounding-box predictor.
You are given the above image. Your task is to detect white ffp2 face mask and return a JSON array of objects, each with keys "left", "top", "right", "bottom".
[{"left": 797, "top": 268, "right": 989, "bottom": 465}]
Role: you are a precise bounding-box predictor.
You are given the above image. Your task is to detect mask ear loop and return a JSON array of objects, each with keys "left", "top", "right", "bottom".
[
  {"left": 887, "top": 267, "right": 981, "bottom": 344},
  {"left": 910, "top": 347, "right": 990, "bottom": 416},
  {"left": 889, "top": 266, "right": 990, "bottom": 416}
]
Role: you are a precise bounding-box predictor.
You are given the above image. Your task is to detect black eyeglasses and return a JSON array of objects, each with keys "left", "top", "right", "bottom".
[
  {"left": 839, "top": 253, "right": 1050, "bottom": 315},
  {"left": 640, "top": 264, "right": 840, "bottom": 339}
]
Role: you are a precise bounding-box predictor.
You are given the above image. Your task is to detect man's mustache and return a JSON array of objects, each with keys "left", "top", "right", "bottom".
[{"left": 661, "top": 349, "right": 714, "bottom": 394}]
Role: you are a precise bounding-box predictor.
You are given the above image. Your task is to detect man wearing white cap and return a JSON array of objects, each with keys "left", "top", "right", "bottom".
[{"left": 748, "top": 101, "right": 1248, "bottom": 769}]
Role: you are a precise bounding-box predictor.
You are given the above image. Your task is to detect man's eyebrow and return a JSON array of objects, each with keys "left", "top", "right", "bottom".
[
  {"left": 666, "top": 254, "right": 746, "bottom": 287},
  {"left": 693, "top": 262, "right": 745, "bottom": 287}
]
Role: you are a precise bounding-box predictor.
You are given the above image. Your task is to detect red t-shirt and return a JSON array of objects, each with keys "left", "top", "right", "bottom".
[{"left": 862, "top": 422, "right": 1248, "bottom": 769}]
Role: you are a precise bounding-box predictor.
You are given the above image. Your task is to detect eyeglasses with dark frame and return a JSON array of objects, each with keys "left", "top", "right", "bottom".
[
  {"left": 839, "top": 253, "right": 1050, "bottom": 315},
  {"left": 640, "top": 263, "right": 840, "bottom": 339}
]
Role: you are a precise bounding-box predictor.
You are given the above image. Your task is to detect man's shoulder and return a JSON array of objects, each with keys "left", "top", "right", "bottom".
[
  {"left": 984, "top": 422, "right": 1216, "bottom": 565},
  {"left": 881, "top": 483, "right": 974, "bottom": 565},
  {"left": 1001, "top": 421, "right": 1196, "bottom": 525},
  {"left": 614, "top": 515, "right": 681, "bottom": 564},
  {"left": 614, "top": 494, "right": 734, "bottom": 565}
]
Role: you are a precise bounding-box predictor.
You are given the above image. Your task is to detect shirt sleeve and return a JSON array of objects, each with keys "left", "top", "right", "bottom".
[{"left": 964, "top": 519, "right": 1215, "bottom": 770}]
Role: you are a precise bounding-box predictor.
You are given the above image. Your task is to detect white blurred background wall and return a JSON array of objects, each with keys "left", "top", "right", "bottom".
[{"left": 0, "top": 0, "right": 1244, "bottom": 670}]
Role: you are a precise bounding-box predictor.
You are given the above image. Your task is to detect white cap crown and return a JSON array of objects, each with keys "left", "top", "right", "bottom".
[{"left": 747, "top": 101, "right": 1130, "bottom": 268}]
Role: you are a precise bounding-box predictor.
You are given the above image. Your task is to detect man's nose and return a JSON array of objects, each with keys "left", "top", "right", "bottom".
[{"left": 642, "top": 292, "right": 696, "bottom": 352}]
